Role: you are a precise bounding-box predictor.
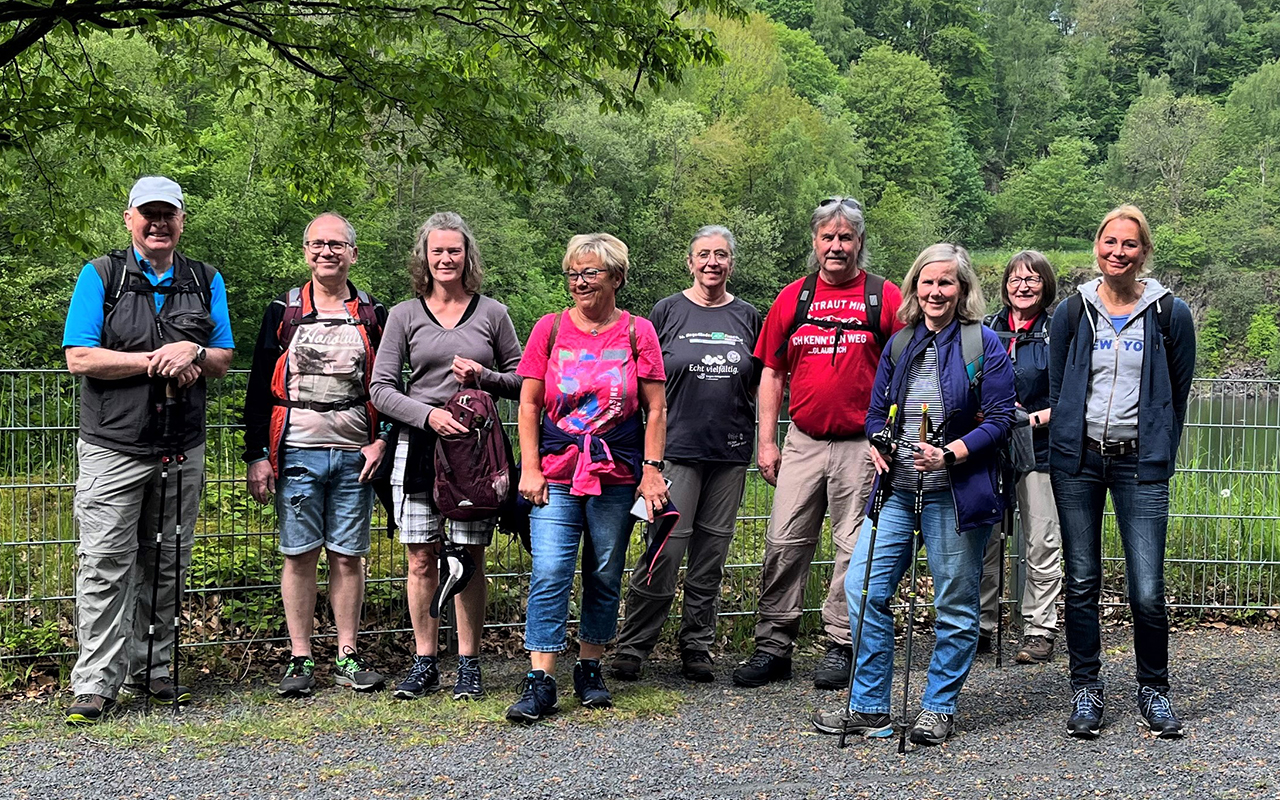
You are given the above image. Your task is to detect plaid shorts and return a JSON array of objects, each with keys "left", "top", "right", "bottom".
[{"left": 391, "top": 431, "right": 494, "bottom": 547}]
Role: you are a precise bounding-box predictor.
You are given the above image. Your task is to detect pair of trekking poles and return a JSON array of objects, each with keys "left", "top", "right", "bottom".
[
  {"left": 141, "top": 381, "right": 187, "bottom": 717},
  {"left": 835, "top": 403, "right": 1014, "bottom": 752}
]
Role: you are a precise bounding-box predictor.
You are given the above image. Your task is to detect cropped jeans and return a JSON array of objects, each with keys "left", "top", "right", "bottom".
[
  {"left": 524, "top": 483, "right": 636, "bottom": 652},
  {"left": 844, "top": 489, "right": 989, "bottom": 715},
  {"left": 1052, "top": 449, "right": 1171, "bottom": 692}
]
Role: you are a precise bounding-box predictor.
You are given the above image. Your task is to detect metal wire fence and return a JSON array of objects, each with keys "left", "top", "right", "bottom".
[{"left": 1, "top": 370, "right": 1277, "bottom": 663}]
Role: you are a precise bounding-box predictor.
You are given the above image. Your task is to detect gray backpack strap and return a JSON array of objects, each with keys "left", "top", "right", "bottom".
[{"left": 960, "top": 322, "right": 985, "bottom": 390}]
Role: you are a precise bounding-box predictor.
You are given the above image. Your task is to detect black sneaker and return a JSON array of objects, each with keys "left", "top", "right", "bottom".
[
  {"left": 611, "top": 653, "right": 642, "bottom": 682},
  {"left": 573, "top": 659, "right": 613, "bottom": 708},
  {"left": 506, "top": 670, "right": 559, "bottom": 722},
  {"left": 908, "top": 709, "right": 955, "bottom": 745},
  {"left": 278, "top": 655, "right": 317, "bottom": 698},
  {"left": 1137, "top": 686, "right": 1184, "bottom": 739},
  {"left": 65, "top": 694, "right": 116, "bottom": 726},
  {"left": 394, "top": 654, "right": 441, "bottom": 700},
  {"left": 977, "top": 631, "right": 993, "bottom": 654},
  {"left": 731, "top": 650, "right": 793, "bottom": 688},
  {"left": 453, "top": 655, "right": 484, "bottom": 701},
  {"left": 679, "top": 649, "right": 715, "bottom": 683},
  {"left": 813, "top": 643, "right": 852, "bottom": 690},
  {"left": 1067, "top": 686, "right": 1105, "bottom": 739},
  {"left": 811, "top": 709, "right": 894, "bottom": 738},
  {"left": 333, "top": 647, "right": 385, "bottom": 692}
]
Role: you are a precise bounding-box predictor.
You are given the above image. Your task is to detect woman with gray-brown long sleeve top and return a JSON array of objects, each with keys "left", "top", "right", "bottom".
[{"left": 369, "top": 212, "right": 522, "bottom": 703}]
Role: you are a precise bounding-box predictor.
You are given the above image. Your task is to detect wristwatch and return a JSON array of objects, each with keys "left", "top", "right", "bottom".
[
  {"left": 194, "top": 345, "right": 208, "bottom": 364},
  {"left": 642, "top": 459, "right": 665, "bottom": 471},
  {"left": 941, "top": 446, "right": 956, "bottom": 467}
]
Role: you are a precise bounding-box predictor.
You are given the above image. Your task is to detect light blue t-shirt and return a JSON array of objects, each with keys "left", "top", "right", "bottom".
[{"left": 62, "top": 251, "right": 235, "bottom": 349}]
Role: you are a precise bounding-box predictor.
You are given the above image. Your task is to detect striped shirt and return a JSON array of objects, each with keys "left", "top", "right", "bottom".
[{"left": 892, "top": 342, "right": 950, "bottom": 493}]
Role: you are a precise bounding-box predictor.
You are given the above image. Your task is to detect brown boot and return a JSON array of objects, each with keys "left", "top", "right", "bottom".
[{"left": 1014, "top": 635, "right": 1054, "bottom": 663}]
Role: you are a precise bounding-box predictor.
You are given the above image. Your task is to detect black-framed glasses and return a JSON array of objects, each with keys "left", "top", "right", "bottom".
[
  {"left": 305, "top": 239, "right": 352, "bottom": 254},
  {"left": 819, "top": 196, "right": 862, "bottom": 211},
  {"left": 565, "top": 268, "right": 604, "bottom": 283},
  {"left": 1007, "top": 275, "right": 1044, "bottom": 287}
]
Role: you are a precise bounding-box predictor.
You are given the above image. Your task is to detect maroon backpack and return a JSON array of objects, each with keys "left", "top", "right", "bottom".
[{"left": 433, "top": 388, "right": 511, "bottom": 521}]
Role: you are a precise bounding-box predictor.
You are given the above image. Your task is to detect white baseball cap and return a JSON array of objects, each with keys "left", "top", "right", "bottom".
[{"left": 127, "top": 176, "right": 184, "bottom": 210}]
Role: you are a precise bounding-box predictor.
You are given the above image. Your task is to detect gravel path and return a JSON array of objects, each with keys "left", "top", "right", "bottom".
[{"left": 3, "top": 628, "right": 1277, "bottom": 800}]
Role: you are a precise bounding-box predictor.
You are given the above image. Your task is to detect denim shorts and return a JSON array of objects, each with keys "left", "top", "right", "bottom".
[{"left": 276, "top": 447, "right": 373, "bottom": 556}]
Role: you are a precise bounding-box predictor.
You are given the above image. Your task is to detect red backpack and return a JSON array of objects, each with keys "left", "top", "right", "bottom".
[{"left": 433, "top": 388, "right": 512, "bottom": 521}]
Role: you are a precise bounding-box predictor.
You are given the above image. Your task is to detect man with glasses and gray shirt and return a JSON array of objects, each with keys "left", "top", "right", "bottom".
[{"left": 733, "top": 197, "right": 904, "bottom": 690}]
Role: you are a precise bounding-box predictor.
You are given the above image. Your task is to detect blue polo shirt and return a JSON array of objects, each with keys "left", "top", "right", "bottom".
[{"left": 62, "top": 250, "right": 235, "bottom": 349}]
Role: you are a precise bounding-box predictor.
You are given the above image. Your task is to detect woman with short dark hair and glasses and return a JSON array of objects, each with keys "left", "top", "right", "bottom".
[
  {"left": 1049, "top": 205, "right": 1196, "bottom": 740},
  {"left": 977, "top": 250, "right": 1062, "bottom": 665}
]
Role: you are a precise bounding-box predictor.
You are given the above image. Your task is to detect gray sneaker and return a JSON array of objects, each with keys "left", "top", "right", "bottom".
[
  {"left": 908, "top": 709, "right": 955, "bottom": 745},
  {"left": 278, "top": 655, "right": 316, "bottom": 698},
  {"left": 333, "top": 647, "right": 385, "bottom": 692},
  {"left": 811, "top": 709, "right": 894, "bottom": 738}
]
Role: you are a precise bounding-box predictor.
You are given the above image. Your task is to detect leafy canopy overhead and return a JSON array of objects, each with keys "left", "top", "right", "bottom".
[{"left": 0, "top": 0, "right": 746, "bottom": 195}]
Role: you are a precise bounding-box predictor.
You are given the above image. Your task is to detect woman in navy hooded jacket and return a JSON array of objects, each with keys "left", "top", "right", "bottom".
[
  {"left": 1049, "top": 205, "right": 1195, "bottom": 741},
  {"left": 811, "top": 243, "right": 1015, "bottom": 746}
]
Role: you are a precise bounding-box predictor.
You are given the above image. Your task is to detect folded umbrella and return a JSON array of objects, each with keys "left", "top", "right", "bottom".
[{"left": 430, "top": 542, "right": 477, "bottom": 618}]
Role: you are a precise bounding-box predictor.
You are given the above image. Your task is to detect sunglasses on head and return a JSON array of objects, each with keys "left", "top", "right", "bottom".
[{"left": 819, "top": 196, "right": 862, "bottom": 211}]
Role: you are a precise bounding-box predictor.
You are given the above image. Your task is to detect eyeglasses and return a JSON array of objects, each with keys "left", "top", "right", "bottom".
[
  {"left": 693, "top": 249, "right": 732, "bottom": 263},
  {"left": 1006, "top": 275, "right": 1044, "bottom": 287},
  {"left": 305, "top": 239, "right": 352, "bottom": 255},
  {"left": 819, "top": 196, "right": 862, "bottom": 211},
  {"left": 565, "top": 268, "right": 604, "bottom": 283}
]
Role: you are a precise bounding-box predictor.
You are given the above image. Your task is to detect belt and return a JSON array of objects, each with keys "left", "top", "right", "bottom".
[
  {"left": 1085, "top": 438, "right": 1137, "bottom": 457},
  {"left": 277, "top": 396, "right": 368, "bottom": 413}
]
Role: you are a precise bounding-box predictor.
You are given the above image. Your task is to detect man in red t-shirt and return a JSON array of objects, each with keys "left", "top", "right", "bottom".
[{"left": 733, "top": 197, "right": 904, "bottom": 690}]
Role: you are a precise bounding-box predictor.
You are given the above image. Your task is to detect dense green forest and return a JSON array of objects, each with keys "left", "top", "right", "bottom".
[{"left": 2, "top": 0, "right": 1279, "bottom": 376}]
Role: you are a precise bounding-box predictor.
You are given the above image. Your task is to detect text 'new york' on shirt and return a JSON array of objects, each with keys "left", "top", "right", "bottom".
[{"left": 754, "top": 271, "right": 904, "bottom": 439}]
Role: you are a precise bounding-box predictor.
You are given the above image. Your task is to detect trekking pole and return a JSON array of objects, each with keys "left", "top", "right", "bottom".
[
  {"left": 170, "top": 383, "right": 186, "bottom": 718},
  {"left": 898, "top": 403, "right": 929, "bottom": 755},
  {"left": 142, "top": 453, "right": 171, "bottom": 716},
  {"left": 839, "top": 404, "right": 897, "bottom": 750},
  {"left": 995, "top": 502, "right": 1012, "bottom": 669}
]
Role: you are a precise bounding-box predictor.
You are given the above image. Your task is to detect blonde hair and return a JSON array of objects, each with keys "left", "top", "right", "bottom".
[
  {"left": 1094, "top": 204, "right": 1153, "bottom": 275},
  {"left": 897, "top": 243, "right": 986, "bottom": 326},
  {"left": 562, "top": 233, "right": 629, "bottom": 290},
  {"left": 409, "top": 212, "right": 484, "bottom": 297}
]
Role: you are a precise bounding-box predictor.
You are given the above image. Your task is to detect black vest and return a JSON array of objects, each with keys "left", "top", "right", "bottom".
[
  {"left": 78, "top": 249, "right": 217, "bottom": 457},
  {"left": 985, "top": 309, "right": 1051, "bottom": 470}
]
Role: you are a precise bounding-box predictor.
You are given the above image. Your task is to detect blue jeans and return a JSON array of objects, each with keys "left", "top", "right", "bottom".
[
  {"left": 276, "top": 447, "right": 373, "bottom": 556},
  {"left": 1052, "top": 449, "right": 1170, "bottom": 691},
  {"left": 844, "top": 490, "right": 989, "bottom": 715},
  {"left": 525, "top": 484, "right": 636, "bottom": 652}
]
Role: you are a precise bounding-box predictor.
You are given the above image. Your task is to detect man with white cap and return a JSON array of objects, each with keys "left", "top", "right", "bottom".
[{"left": 62, "top": 176, "right": 235, "bottom": 724}]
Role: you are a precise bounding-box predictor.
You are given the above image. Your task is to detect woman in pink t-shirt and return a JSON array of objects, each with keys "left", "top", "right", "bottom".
[{"left": 506, "top": 233, "right": 668, "bottom": 722}]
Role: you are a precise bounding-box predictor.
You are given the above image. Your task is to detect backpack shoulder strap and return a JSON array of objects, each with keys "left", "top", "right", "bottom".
[
  {"left": 776, "top": 272, "right": 820, "bottom": 362},
  {"left": 276, "top": 286, "right": 306, "bottom": 351},
  {"left": 863, "top": 272, "right": 885, "bottom": 347},
  {"left": 546, "top": 309, "right": 565, "bottom": 357},
  {"left": 92, "top": 251, "right": 131, "bottom": 315},
  {"left": 960, "top": 322, "right": 985, "bottom": 390},
  {"left": 886, "top": 325, "right": 913, "bottom": 369},
  {"left": 629, "top": 315, "right": 639, "bottom": 363},
  {"left": 1154, "top": 293, "right": 1174, "bottom": 349},
  {"left": 176, "top": 253, "right": 215, "bottom": 311}
]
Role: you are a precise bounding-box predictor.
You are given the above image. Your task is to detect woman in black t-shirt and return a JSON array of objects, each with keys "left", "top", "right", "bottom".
[{"left": 611, "top": 225, "right": 762, "bottom": 683}]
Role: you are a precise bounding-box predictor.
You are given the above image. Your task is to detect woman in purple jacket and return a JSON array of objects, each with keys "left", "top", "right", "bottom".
[{"left": 811, "top": 243, "right": 1015, "bottom": 746}]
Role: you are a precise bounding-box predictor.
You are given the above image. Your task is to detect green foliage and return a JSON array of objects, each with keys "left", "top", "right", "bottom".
[
  {"left": 993, "top": 137, "right": 1107, "bottom": 244},
  {"left": 842, "top": 45, "right": 955, "bottom": 201},
  {"left": 865, "top": 183, "right": 944, "bottom": 280},
  {"left": 1197, "top": 308, "right": 1229, "bottom": 373},
  {"left": 757, "top": 0, "right": 816, "bottom": 28},
  {"left": 1245, "top": 304, "right": 1280, "bottom": 362},
  {"left": 1153, "top": 224, "right": 1212, "bottom": 279},
  {"left": 774, "top": 24, "right": 843, "bottom": 101}
]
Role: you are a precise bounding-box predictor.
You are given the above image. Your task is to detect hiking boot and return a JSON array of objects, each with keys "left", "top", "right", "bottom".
[
  {"left": 573, "top": 659, "right": 613, "bottom": 709},
  {"left": 121, "top": 675, "right": 192, "bottom": 706},
  {"left": 731, "top": 650, "right": 792, "bottom": 688},
  {"left": 611, "top": 653, "right": 642, "bottom": 682},
  {"left": 453, "top": 655, "right": 484, "bottom": 701},
  {"left": 811, "top": 709, "right": 894, "bottom": 738},
  {"left": 679, "top": 649, "right": 715, "bottom": 683},
  {"left": 333, "top": 647, "right": 385, "bottom": 692},
  {"left": 976, "top": 631, "right": 993, "bottom": 654},
  {"left": 506, "top": 670, "right": 559, "bottom": 722},
  {"left": 1067, "top": 686, "right": 1105, "bottom": 739},
  {"left": 1014, "top": 635, "right": 1054, "bottom": 664},
  {"left": 908, "top": 709, "right": 955, "bottom": 745},
  {"left": 813, "top": 643, "right": 852, "bottom": 690},
  {"left": 277, "top": 655, "right": 316, "bottom": 698},
  {"left": 1137, "top": 686, "right": 1184, "bottom": 739},
  {"left": 65, "top": 694, "right": 116, "bottom": 726},
  {"left": 393, "top": 654, "right": 441, "bottom": 700}
]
